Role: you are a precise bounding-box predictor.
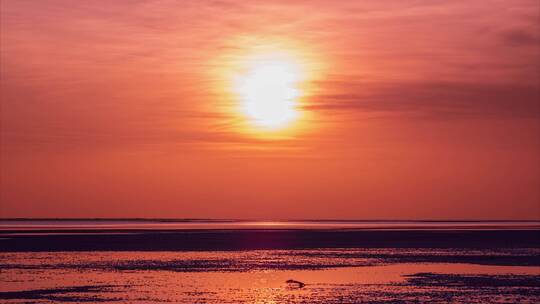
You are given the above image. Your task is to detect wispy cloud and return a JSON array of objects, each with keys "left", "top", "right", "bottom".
[{"left": 305, "top": 81, "right": 540, "bottom": 119}]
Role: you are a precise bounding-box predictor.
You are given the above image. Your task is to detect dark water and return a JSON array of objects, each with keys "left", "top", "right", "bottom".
[{"left": 1, "top": 220, "right": 539, "bottom": 303}]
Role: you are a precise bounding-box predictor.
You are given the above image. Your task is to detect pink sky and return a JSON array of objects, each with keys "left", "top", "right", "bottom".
[{"left": 1, "top": 0, "right": 539, "bottom": 219}]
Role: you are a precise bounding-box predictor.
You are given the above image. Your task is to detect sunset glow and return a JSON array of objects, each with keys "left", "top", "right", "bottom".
[
  {"left": 1, "top": 0, "right": 539, "bottom": 220},
  {"left": 235, "top": 56, "right": 301, "bottom": 130},
  {"left": 1, "top": 1, "right": 540, "bottom": 302}
]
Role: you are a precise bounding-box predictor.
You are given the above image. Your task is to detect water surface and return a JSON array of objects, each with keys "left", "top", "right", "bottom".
[{"left": 1, "top": 220, "right": 539, "bottom": 303}]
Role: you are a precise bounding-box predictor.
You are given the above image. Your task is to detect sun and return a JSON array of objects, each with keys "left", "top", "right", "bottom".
[
  {"left": 212, "top": 38, "right": 325, "bottom": 136},
  {"left": 234, "top": 54, "right": 303, "bottom": 130}
]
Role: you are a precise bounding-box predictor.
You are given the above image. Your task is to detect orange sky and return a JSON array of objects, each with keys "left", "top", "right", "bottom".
[{"left": 1, "top": 0, "right": 539, "bottom": 219}]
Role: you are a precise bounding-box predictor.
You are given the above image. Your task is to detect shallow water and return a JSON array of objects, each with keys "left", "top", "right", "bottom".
[
  {"left": 1, "top": 249, "right": 539, "bottom": 303},
  {"left": 1, "top": 219, "right": 539, "bottom": 231}
]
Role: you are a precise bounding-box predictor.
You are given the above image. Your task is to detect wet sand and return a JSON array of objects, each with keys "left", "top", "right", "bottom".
[
  {"left": 1, "top": 225, "right": 539, "bottom": 303},
  {"left": 1, "top": 250, "right": 539, "bottom": 303}
]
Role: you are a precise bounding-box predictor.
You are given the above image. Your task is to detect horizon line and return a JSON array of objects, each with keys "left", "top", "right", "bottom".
[{"left": 1, "top": 218, "right": 539, "bottom": 222}]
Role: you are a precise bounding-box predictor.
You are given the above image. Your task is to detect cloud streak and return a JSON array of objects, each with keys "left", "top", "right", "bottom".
[{"left": 305, "top": 81, "right": 540, "bottom": 119}]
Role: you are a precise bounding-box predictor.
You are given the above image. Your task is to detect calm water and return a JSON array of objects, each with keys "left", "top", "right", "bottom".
[
  {"left": 1, "top": 221, "right": 539, "bottom": 303},
  {"left": 1, "top": 219, "right": 539, "bottom": 230}
]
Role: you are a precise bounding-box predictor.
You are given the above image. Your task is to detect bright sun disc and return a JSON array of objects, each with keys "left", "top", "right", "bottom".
[{"left": 235, "top": 56, "right": 302, "bottom": 130}]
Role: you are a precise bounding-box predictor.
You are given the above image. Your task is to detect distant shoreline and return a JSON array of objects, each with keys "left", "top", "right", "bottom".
[
  {"left": 1, "top": 218, "right": 539, "bottom": 222},
  {"left": 2, "top": 219, "right": 539, "bottom": 234}
]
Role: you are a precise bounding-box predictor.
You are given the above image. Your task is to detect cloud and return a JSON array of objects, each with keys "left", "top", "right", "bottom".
[
  {"left": 501, "top": 28, "right": 540, "bottom": 47},
  {"left": 305, "top": 81, "right": 540, "bottom": 119}
]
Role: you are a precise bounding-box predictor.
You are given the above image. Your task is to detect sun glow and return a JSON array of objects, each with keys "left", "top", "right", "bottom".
[
  {"left": 234, "top": 53, "right": 304, "bottom": 131},
  {"left": 212, "top": 38, "right": 324, "bottom": 137}
]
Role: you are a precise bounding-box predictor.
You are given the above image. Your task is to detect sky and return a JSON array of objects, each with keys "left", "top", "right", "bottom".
[{"left": 1, "top": 0, "right": 539, "bottom": 219}]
